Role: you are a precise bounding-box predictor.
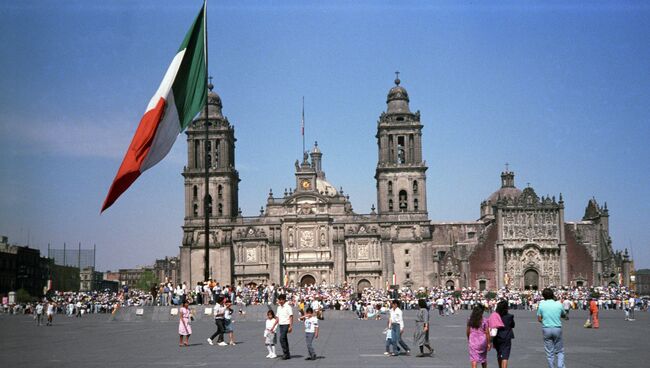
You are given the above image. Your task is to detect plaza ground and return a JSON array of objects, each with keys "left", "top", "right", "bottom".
[{"left": 0, "top": 307, "right": 647, "bottom": 367}]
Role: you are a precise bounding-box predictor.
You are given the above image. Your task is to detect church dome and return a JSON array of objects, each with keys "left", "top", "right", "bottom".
[
  {"left": 386, "top": 75, "right": 411, "bottom": 114},
  {"left": 316, "top": 178, "right": 338, "bottom": 197},
  {"left": 486, "top": 170, "right": 521, "bottom": 203},
  {"left": 199, "top": 81, "right": 223, "bottom": 119},
  {"left": 487, "top": 186, "right": 522, "bottom": 203}
]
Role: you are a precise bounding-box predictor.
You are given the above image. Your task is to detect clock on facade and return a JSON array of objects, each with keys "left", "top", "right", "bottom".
[{"left": 300, "top": 179, "right": 311, "bottom": 190}]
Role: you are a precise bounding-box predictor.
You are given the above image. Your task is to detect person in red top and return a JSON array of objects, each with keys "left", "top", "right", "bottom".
[{"left": 589, "top": 298, "right": 599, "bottom": 329}]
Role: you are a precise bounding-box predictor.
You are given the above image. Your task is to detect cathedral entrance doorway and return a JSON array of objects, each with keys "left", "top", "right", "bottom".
[
  {"left": 446, "top": 280, "right": 455, "bottom": 290},
  {"left": 524, "top": 269, "right": 539, "bottom": 290},
  {"left": 357, "top": 279, "right": 372, "bottom": 291},
  {"left": 300, "top": 274, "right": 316, "bottom": 287}
]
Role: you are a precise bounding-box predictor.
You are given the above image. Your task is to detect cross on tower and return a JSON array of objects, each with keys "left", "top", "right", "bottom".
[
  {"left": 394, "top": 71, "right": 400, "bottom": 85},
  {"left": 505, "top": 162, "right": 509, "bottom": 172}
]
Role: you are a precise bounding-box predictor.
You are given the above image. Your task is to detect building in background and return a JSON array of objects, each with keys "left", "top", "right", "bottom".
[
  {"left": 1, "top": 236, "right": 49, "bottom": 298},
  {"left": 153, "top": 256, "right": 180, "bottom": 285},
  {"left": 79, "top": 267, "right": 103, "bottom": 292},
  {"left": 635, "top": 269, "right": 650, "bottom": 296},
  {"left": 179, "top": 78, "right": 630, "bottom": 291},
  {"left": 118, "top": 267, "right": 153, "bottom": 289}
]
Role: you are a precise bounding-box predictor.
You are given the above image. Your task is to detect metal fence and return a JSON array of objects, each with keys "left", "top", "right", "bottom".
[{"left": 47, "top": 243, "right": 96, "bottom": 269}]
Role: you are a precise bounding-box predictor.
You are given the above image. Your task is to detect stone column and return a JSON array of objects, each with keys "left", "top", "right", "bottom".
[
  {"left": 622, "top": 249, "right": 631, "bottom": 287},
  {"left": 559, "top": 244, "right": 568, "bottom": 285},
  {"left": 432, "top": 253, "right": 440, "bottom": 287},
  {"left": 497, "top": 243, "right": 504, "bottom": 289},
  {"left": 558, "top": 203, "right": 568, "bottom": 285},
  {"left": 496, "top": 208, "right": 504, "bottom": 288}
]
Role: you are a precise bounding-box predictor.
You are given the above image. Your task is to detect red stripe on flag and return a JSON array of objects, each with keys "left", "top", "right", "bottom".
[{"left": 101, "top": 97, "right": 167, "bottom": 212}]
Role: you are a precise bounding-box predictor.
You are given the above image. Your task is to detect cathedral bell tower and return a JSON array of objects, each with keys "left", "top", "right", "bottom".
[
  {"left": 375, "top": 74, "right": 428, "bottom": 215},
  {"left": 183, "top": 82, "right": 240, "bottom": 220}
]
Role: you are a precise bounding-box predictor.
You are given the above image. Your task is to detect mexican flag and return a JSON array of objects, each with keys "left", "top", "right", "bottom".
[{"left": 101, "top": 4, "right": 207, "bottom": 212}]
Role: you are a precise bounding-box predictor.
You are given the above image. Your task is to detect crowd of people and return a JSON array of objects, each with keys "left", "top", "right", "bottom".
[{"left": 2, "top": 281, "right": 646, "bottom": 367}]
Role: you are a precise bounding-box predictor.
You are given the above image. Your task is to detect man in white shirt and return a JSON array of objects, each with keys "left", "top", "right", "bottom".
[
  {"left": 35, "top": 302, "right": 44, "bottom": 326},
  {"left": 629, "top": 295, "right": 636, "bottom": 321},
  {"left": 388, "top": 299, "right": 410, "bottom": 356},
  {"left": 275, "top": 294, "right": 294, "bottom": 360},
  {"left": 207, "top": 296, "right": 227, "bottom": 346}
]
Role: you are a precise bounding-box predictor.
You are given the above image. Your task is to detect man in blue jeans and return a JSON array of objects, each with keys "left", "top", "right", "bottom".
[{"left": 537, "top": 288, "right": 566, "bottom": 368}]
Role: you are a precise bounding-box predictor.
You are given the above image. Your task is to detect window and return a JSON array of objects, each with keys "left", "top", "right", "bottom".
[
  {"left": 193, "top": 204, "right": 198, "bottom": 217},
  {"left": 194, "top": 140, "right": 200, "bottom": 168},
  {"left": 479, "top": 280, "right": 486, "bottom": 291},
  {"left": 405, "top": 261, "right": 410, "bottom": 268},
  {"left": 388, "top": 199, "right": 394, "bottom": 211},
  {"left": 215, "top": 139, "right": 220, "bottom": 168},
  {"left": 576, "top": 281, "right": 584, "bottom": 287},
  {"left": 206, "top": 140, "right": 212, "bottom": 167},
  {"left": 206, "top": 195, "right": 213, "bottom": 216},
  {"left": 414, "top": 198, "right": 419, "bottom": 211},
  {"left": 397, "top": 136, "right": 405, "bottom": 164},
  {"left": 218, "top": 185, "right": 223, "bottom": 199},
  {"left": 412, "top": 180, "right": 418, "bottom": 194},
  {"left": 404, "top": 249, "right": 409, "bottom": 255},
  {"left": 406, "top": 273, "right": 411, "bottom": 279},
  {"left": 387, "top": 181, "right": 393, "bottom": 195},
  {"left": 192, "top": 185, "right": 198, "bottom": 199},
  {"left": 218, "top": 203, "right": 223, "bottom": 216},
  {"left": 399, "top": 190, "right": 408, "bottom": 212}
]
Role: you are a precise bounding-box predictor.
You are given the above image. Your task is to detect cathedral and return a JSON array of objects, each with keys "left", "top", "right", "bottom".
[{"left": 179, "top": 77, "right": 631, "bottom": 291}]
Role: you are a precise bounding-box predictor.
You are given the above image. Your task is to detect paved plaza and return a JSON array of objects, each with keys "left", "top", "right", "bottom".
[{"left": 1, "top": 307, "right": 647, "bottom": 367}]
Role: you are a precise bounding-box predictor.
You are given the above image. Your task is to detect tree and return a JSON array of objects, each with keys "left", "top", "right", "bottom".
[
  {"left": 135, "top": 270, "right": 158, "bottom": 291},
  {"left": 16, "top": 288, "right": 33, "bottom": 303},
  {"left": 485, "top": 291, "right": 497, "bottom": 300}
]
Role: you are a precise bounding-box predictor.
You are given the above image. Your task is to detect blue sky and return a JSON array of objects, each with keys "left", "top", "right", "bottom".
[{"left": 1, "top": 0, "right": 649, "bottom": 270}]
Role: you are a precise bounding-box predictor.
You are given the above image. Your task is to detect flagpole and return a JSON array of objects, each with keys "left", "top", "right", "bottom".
[
  {"left": 202, "top": 0, "right": 210, "bottom": 283},
  {"left": 302, "top": 96, "right": 305, "bottom": 156}
]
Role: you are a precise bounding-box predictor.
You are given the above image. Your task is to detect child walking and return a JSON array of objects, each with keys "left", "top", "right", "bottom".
[
  {"left": 384, "top": 327, "right": 394, "bottom": 355},
  {"left": 467, "top": 305, "right": 491, "bottom": 368},
  {"left": 300, "top": 307, "right": 319, "bottom": 360},
  {"left": 264, "top": 310, "right": 278, "bottom": 358}
]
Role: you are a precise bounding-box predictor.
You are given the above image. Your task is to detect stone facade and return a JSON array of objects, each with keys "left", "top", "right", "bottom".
[{"left": 180, "top": 78, "right": 628, "bottom": 291}]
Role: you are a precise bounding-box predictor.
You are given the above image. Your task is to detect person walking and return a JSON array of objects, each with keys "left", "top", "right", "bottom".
[
  {"left": 300, "top": 307, "right": 319, "bottom": 360},
  {"left": 35, "top": 302, "right": 44, "bottom": 326},
  {"left": 493, "top": 300, "right": 515, "bottom": 368},
  {"left": 178, "top": 301, "right": 192, "bottom": 347},
  {"left": 207, "top": 296, "right": 227, "bottom": 346},
  {"left": 275, "top": 294, "right": 294, "bottom": 360},
  {"left": 388, "top": 299, "right": 410, "bottom": 356},
  {"left": 413, "top": 299, "right": 434, "bottom": 357},
  {"left": 537, "top": 288, "right": 565, "bottom": 368},
  {"left": 589, "top": 297, "right": 599, "bottom": 329},
  {"left": 46, "top": 301, "right": 55, "bottom": 326},
  {"left": 224, "top": 299, "right": 236, "bottom": 345},
  {"left": 467, "top": 305, "right": 490, "bottom": 368}
]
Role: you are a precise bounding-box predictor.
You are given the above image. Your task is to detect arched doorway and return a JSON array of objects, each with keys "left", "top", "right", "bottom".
[
  {"left": 446, "top": 280, "right": 455, "bottom": 290},
  {"left": 478, "top": 280, "right": 487, "bottom": 291},
  {"left": 300, "top": 274, "right": 316, "bottom": 287},
  {"left": 357, "top": 279, "right": 372, "bottom": 291},
  {"left": 524, "top": 269, "right": 539, "bottom": 290}
]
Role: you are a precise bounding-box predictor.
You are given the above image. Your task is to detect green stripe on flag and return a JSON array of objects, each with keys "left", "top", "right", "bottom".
[{"left": 173, "top": 4, "right": 207, "bottom": 130}]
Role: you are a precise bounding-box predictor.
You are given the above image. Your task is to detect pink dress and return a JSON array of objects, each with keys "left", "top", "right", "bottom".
[
  {"left": 468, "top": 319, "right": 487, "bottom": 363},
  {"left": 178, "top": 307, "right": 192, "bottom": 336}
]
